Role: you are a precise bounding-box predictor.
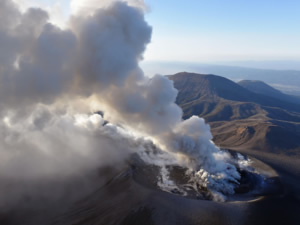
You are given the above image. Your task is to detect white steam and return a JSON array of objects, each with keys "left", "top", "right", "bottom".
[
  {"left": 71, "top": 0, "right": 147, "bottom": 15},
  {"left": 0, "top": 0, "right": 242, "bottom": 204}
]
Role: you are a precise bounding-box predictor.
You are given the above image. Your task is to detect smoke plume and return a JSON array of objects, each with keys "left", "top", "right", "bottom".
[{"left": 0, "top": 0, "right": 241, "bottom": 205}]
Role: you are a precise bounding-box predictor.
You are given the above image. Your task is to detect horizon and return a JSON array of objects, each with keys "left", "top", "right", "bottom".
[
  {"left": 1, "top": 1, "right": 300, "bottom": 224},
  {"left": 12, "top": 0, "right": 300, "bottom": 70},
  {"left": 140, "top": 59, "right": 300, "bottom": 72}
]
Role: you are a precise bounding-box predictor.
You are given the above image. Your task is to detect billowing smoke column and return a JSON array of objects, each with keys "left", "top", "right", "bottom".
[{"left": 0, "top": 0, "right": 241, "bottom": 203}]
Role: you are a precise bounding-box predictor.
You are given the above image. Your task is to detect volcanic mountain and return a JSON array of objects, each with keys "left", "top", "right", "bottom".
[
  {"left": 238, "top": 80, "right": 300, "bottom": 104},
  {"left": 168, "top": 72, "right": 300, "bottom": 154}
]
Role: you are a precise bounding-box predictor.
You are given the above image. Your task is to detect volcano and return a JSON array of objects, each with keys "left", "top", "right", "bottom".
[
  {"left": 0, "top": 147, "right": 298, "bottom": 225},
  {"left": 50, "top": 151, "right": 298, "bottom": 225},
  {"left": 0, "top": 1, "right": 299, "bottom": 225}
]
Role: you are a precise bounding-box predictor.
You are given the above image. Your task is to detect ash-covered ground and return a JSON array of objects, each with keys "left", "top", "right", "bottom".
[
  {"left": 0, "top": 1, "right": 299, "bottom": 224},
  {"left": 1, "top": 150, "right": 298, "bottom": 225},
  {"left": 52, "top": 151, "right": 300, "bottom": 225}
]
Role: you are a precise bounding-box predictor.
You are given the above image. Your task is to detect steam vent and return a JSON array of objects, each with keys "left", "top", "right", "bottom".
[
  {"left": 0, "top": 0, "right": 299, "bottom": 225},
  {"left": 131, "top": 151, "right": 282, "bottom": 202}
]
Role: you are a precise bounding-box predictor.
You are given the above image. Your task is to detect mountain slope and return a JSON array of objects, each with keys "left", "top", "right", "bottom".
[
  {"left": 238, "top": 80, "right": 300, "bottom": 104},
  {"left": 169, "top": 72, "right": 300, "bottom": 113},
  {"left": 142, "top": 61, "right": 300, "bottom": 96},
  {"left": 168, "top": 72, "right": 300, "bottom": 154}
]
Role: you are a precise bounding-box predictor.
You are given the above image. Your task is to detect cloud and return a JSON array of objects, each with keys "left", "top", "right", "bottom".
[
  {"left": 70, "top": 0, "right": 147, "bottom": 15},
  {"left": 0, "top": 0, "right": 242, "bottom": 207},
  {"left": 12, "top": 0, "right": 67, "bottom": 28}
]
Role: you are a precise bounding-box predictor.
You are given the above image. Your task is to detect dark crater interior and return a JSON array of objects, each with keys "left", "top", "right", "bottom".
[{"left": 131, "top": 151, "right": 283, "bottom": 202}]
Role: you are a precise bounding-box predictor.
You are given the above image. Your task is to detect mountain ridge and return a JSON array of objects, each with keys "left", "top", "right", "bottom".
[
  {"left": 238, "top": 80, "right": 300, "bottom": 104},
  {"left": 168, "top": 72, "right": 300, "bottom": 154}
]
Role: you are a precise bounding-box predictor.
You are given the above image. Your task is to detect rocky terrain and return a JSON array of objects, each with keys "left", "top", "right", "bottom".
[{"left": 168, "top": 72, "right": 300, "bottom": 155}]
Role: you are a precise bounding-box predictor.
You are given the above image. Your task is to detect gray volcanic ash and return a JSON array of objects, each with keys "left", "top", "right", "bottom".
[
  {"left": 0, "top": 0, "right": 244, "bottom": 203},
  {"left": 53, "top": 152, "right": 285, "bottom": 225},
  {"left": 0, "top": 1, "right": 298, "bottom": 225},
  {"left": 135, "top": 149, "right": 282, "bottom": 202}
]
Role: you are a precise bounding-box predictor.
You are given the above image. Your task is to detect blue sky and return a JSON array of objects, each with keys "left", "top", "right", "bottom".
[
  {"left": 144, "top": 0, "right": 300, "bottom": 62},
  {"left": 30, "top": 0, "right": 300, "bottom": 63}
]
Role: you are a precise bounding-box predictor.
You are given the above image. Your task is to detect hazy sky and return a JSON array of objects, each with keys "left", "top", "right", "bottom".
[
  {"left": 145, "top": 0, "right": 300, "bottom": 62},
  {"left": 17, "top": 0, "right": 300, "bottom": 63}
]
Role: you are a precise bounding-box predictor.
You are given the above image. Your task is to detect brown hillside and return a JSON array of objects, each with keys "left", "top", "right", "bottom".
[{"left": 168, "top": 72, "right": 300, "bottom": 155}]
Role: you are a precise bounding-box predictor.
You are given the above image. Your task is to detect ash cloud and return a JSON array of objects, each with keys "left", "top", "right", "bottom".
[{"left": 0, "top": 0, "right": 241, "bottom": 206}]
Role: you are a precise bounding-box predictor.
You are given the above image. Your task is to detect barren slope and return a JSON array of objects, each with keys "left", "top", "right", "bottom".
[{"left": 168, "top": 72, "right": 300, "bottom": 154}]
